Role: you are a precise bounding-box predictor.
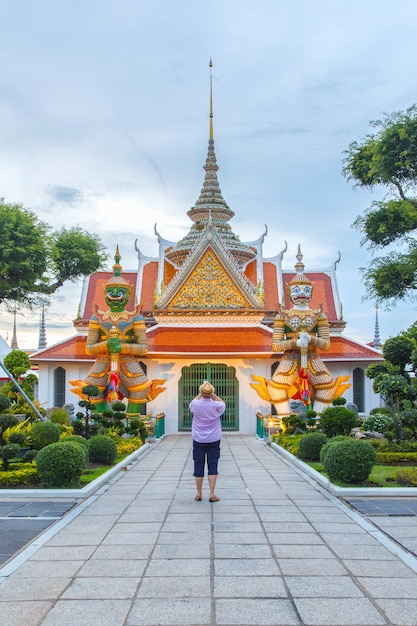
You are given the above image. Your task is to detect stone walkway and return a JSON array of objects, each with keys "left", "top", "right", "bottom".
[{"left": 1, "top": 434, "right": 417, "bottom": 626}]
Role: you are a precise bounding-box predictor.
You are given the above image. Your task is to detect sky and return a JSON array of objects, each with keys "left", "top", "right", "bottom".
[{"left": 1, "top": 0, "right": 417, "bottom": 350}]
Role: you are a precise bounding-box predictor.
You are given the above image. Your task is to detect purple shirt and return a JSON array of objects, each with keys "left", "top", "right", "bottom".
[{"left": 189, "top": 397, "right": 225, "bottom": 443}]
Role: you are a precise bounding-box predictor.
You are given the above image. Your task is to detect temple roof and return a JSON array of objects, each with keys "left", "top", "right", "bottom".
[
  {"left": 164, "top": 63, "right": 255, "bottom": 269},
  {"left": 31, "top": 330, "right": 382, "bottom": 362}
]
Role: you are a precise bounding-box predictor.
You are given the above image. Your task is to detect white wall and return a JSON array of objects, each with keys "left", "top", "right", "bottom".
[{"left": 37, "top": 357, "right": 381, "bottom": 432}]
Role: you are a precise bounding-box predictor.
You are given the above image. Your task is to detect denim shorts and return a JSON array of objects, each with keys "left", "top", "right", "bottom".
[{"left": 193, "top": 440, "right": 221, "bottom": 477}]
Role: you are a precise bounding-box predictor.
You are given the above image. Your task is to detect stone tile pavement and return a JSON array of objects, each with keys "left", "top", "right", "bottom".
[
  {"left": 1, "top": 434, "right": 417, "bottom": 626},
  {"left": 0, "top": 501, "right": 78, "bottom": 567}
]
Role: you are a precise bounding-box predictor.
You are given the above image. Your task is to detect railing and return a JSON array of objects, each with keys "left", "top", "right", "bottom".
[
  {"left": 256, "top": 412, "right": 282, "bottom": 439},
  {"left": 256, "top": 412, "right": 266, "bottom": 438},
  {"left": 155, "top": 412, "right": 165, "bottom": 438}
]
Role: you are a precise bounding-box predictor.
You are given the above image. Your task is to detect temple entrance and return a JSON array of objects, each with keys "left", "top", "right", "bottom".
[{"left": 178, "top": 362, "right": 239, "bottom": 431}]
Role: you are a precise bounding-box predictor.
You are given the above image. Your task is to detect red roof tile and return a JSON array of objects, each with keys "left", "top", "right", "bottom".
[
  {"left": 31, "top": 328, "right": 382, "bottom": 363},
  {"left": 263, "top": 262, "right": 279, "bottom": 309},
  {"left": 317, "top": 336, "right": 382, "bottom": 361},
  {"left": 82, "top": 272, "right": 138, "bottom": 320},
  {"left": 146, "top": 326, "right": 272, "bottom": 354},
  {"left": 31, "top": 336, "right": 92, "bottom": 362}
]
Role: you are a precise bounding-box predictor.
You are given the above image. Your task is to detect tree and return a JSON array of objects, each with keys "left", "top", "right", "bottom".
[
  {"left": 343, "top": 105, "right": 417, "bottom": 305},
  {"left": 0, "top": 199, "right": 108, "bottom": 308},
  {"left": 365, "top": 324, "right": 417, "bottom": 440}
]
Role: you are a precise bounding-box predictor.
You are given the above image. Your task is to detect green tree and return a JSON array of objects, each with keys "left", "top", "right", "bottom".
[
  {"left": 2, "top": 350, "right": 35, "bottom": 404},
  {"left": 0, "top": 199, "right": 108, "bottom": 308},
  {"left": 382, "top": 336, "right": 414, "bottom": 376},
  {"left": 343, "top": 105, "right": 417, "bottom": 305}
]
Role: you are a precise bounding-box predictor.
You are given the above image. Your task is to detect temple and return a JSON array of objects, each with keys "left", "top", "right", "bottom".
[{"left": 32, "top": 64, "right": 382, "bottom": 433}]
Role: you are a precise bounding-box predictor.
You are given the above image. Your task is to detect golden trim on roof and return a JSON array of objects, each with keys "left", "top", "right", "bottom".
[{"left": 168, "top": 249, "right": 253, "bottom": 309}]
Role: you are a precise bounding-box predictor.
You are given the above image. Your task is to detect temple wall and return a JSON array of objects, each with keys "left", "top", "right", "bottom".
[
  {"left": 36, "top": 357, "right": 381, "bottom": 431},
  {"left": 326, "top": 362, "right": 381, "bottom": 414},
  {"left": 146, "top": 357, "right": 271, "bottom": 435}
]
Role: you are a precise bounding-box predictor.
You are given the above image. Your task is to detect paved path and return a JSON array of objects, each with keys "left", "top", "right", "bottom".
[{"left": 1, "top": 435, "right": 417, "bottom": 626}]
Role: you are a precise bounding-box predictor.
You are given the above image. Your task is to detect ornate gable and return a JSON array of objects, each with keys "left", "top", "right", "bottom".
[
  {"left": 156, "top": 221, "right": 262, "bottom": 310},
  {"left": 169, "top": 248, "right": 253, "bottom": 309}
]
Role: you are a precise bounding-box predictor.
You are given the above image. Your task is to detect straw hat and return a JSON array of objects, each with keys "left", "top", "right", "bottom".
[{"left": 199, "top": 381, "right": 215, "bottom": 397}]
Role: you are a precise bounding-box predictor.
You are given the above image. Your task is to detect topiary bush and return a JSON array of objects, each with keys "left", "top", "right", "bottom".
[
  {"left": 369, "top": 406, "right": 392, "bottom": 417},
  {"left": 30, "top": 421, "right": 61, "bottom": 450},
  {"left": 332, "top": 397, "right": 347, "bottom": 406},
  {"left": 0, "top": 393, "right": 11, "bottom": 413},
  {"left": 21, "top": 449, "right": 38, "bottom": 462},
  {"left": 298, "top": 433, "right": 328, "bottom": 461},
  {"left": 9, "top": 432, "right": 27, "bottom": 446},
  {"left": 319, "top": 406, "right": 359, "bottom": 438},
  {"left": 281, "top": 414, "right": 307, "bottom": 434},
  {"left": 36, "top": 441, "right": 86, "bottom": 488},
  {"left": 87, "top": 435, "right": 118, "bottom": 465},
  {"left": 323, "top": 440, "right": 376, "bottom": 484},
  {"left": 1, "top": 443, "right": 21, "bottom": 470},
  {"left": 60, "top": 435, "right": 89, "bottom": 463},
  {"left": 319, "top": 436, "right": 352, "bottom": 465}
]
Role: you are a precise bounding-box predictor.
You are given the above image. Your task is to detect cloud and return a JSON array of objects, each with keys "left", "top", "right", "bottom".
[{"left": 45, "top": 185, "right": 84, "bottom": 206}]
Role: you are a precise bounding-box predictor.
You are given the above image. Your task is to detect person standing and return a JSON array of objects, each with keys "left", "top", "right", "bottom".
[{"left": 189, "top": 381, "right": 226, "bottom": 502}]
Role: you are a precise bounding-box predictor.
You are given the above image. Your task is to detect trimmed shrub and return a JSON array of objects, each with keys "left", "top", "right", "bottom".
[
  {"left": 281, "top": 414, "right": 307, "bottom": 434},
  {"left": 323, "top": 440, "right": 376, "bottom": 484},
  {"left": 21, "top": 449, "right": 38, "bottom": 462},
  {"left": 9, "top": 432, "right": 27, "bottom": 446},
  {"left": 0, "top": 393, "right": 11, "bottom": 412},
  {"left": 319, "top": 406, "right": 359, "bottom": 438},
  {"left": 376, "top": 452, "right": 417, "bottom": 465},
  {"left": 87, "top": 435, "right": 118, "bottom": 465},
  {"left": 319, "top": 436, "right": 351, "bottom": 465},
  {"left": 298, "top": 433, "right": 328, "bottom": 461},
  {"left": 60, "top": 435, "right": 89, "bottom": 463},
  {"left": 30, "top": 421, "right": 61, "bottom": 450},
  {"left": 36, "top": 441, "right": 86, "bottom": 488},
  {"left": 1, "top": 443, "right": 21, "bottom": 470},
  {"left": 332, "top": 397, "right": 347, "bottom": 406},
  {"left": 369, "top": 407, "right": 392, "bottom": 417}
]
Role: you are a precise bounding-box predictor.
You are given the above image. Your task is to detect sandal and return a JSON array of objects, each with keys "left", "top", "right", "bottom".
[
  {"left": 209, "top": 496, "right": 220, "bottom": 502},
  {"left": 195, "top": 495, "right": 202, "bottom": 501}
]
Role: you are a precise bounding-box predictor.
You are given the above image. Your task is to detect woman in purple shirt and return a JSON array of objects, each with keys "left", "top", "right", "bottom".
[{"left": 189, "top": 381, "right": 226, "bottom": 502}]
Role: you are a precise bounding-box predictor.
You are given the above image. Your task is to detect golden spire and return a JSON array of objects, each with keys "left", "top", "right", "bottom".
[{"left": 209, "top": 58, "right": 213, "bottom": 140}]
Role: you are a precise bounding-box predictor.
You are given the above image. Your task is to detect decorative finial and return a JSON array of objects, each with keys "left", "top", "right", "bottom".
[
  {"left": 113, "top": 245, "right": 122, "bottom": 277},
  {"left": 294, "top": 244, "right": 305, "bottom": 275},
  {"left": 209, "top": 58, "right": 213, "bottom": 141},
  {"left": 105, "top": 245, "right": 132, "bottom": 291},
  {"left": 288, "top": 245, "right": 313, "bottom": 287},
  {"left": 38, "top": 302, "right": 47, "bottom": 350},
  {"left": 373, "top": 301, "right": 381, "bottom": 350},
  {"left": 11, "top": 309, "right": 18, "bottom": 350}
]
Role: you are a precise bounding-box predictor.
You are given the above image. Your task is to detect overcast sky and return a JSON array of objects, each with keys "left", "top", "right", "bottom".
[{"left": 1, "top": 0, "right": 417, "bottom": 349}]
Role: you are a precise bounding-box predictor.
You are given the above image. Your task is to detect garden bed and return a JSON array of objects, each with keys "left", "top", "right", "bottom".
[
  {"left": 0, "top": 441, "right": 157, "bottom": 498},
  {"left": 269, "top": 441, "right": 417, "bottom": 497}
]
